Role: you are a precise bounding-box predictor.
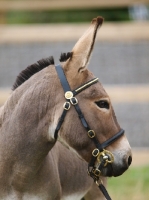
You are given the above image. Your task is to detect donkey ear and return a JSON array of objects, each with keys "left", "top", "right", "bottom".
[{"left": 63, "top": 16, "right": 103, "bottom": 73}]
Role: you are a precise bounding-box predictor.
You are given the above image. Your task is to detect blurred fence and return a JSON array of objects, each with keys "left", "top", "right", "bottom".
[{"left": 0, "top": 0, "right": 148, "bottom": 11}]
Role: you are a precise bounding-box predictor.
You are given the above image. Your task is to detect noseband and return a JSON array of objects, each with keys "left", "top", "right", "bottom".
[{"left": 54, "top": 65, "right": 124, "bottom": 200}]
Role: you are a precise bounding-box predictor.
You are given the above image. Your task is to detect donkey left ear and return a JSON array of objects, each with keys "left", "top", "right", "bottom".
[{"left": 62, "top": 16, "right": 103, "bottom": 73}]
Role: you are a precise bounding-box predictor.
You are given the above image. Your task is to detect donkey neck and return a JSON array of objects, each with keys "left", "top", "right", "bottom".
[{"left": 0, "top": 66, "right": 60, "bottom": 189}]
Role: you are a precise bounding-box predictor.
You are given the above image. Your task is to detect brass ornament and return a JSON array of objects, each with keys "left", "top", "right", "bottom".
[
  {"left": 65, "top": 91, "right": 73, "bottom": 99},
  {"left": 97, "top": 149, "right": 114, "bottom": 167}
]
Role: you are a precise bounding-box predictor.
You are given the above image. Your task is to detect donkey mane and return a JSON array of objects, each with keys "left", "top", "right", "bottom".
[
  {"left": 59, "top": 52, "right": 72, "bottom": 62},
  {"left": 12, "top": 52, "right": 73, "bottom": 91},
  {"left": 12, "top": 56, "right": 54, "bottom": 91}
]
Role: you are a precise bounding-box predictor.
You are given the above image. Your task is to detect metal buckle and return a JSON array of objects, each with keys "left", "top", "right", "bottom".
[
  {"left": 63, "top": 102, "right": 71, "bottom": 110},
  {"left": 97, "top": 149, "right": 114, "bottom": 167},
  {"left": 88, "top": 130, "right": 95, "bottom": 138},
  {"left": 95, "top": 178, "right": 103, "bottom": 186},
  {"left": 92, "top": 148, "right": 99, "bottom": 157},
  {"left": 70, "top": 97, "right": 78, "bottom": 105},
  {"left": 93, "top": 169, "right": 101, "bottom": 177}
]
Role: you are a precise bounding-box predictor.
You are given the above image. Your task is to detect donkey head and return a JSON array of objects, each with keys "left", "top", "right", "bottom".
[{"left": 54, "top": 17, "right": 132, "bottom": 177}]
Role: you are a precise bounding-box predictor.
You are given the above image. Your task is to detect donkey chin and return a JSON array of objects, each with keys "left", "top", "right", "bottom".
[{"left": 101, "top": 164, "right": 127, "bottom": 177}]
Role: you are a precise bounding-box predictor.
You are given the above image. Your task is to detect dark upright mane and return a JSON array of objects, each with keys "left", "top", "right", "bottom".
[
  {"left": 12, "top": 52, "right": 72, "bottom": 91},
  {"left": 12, "top": 56, "right": 54, "bottom": 91},
  {"left": 59, "top": 52, "right": 72, "bottom": 62}
]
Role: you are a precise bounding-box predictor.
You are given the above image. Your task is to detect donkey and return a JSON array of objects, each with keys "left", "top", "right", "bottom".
[{"left": 0, "top": 16, "right": 132, "bottom": 199}]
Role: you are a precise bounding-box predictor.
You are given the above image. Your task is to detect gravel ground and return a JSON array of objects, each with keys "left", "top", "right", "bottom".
[{"left": 0, "top": 41, "right": 149, "bottom": 148}]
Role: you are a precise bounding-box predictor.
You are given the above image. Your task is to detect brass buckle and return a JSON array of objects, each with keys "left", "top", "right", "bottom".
[
  {"left": 93, "top": 169, "right": 101, "bottom": 177},
  {"left": 95, "top": 178, "right": 103, "bottom": 186},
  {"left": 88, "top": 130, "right": 95, "bottom": 138},
  {"left": 92, "top": 148, "right": 99, "bottom": 157},
  {"left": 97, "top": 149, "right": 114, "bottom": 167},
  {"left": 70, "top": 97, "right": 78, "bottom": 105},
  {"left": 63, "top": 102, "right": 71, "bottom": 110}
]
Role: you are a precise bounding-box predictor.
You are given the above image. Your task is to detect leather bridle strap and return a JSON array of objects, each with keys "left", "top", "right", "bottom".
[
  {"left": 100, "top": 128, "right": 124, "bottom": 149},
  {"left": 55, "top": 64, "right": 124, "bottom": 147},
  {"left": 54, "top": 65, "right": 99, "bottom": 140},
  {"left": 54, "top": 64, "right": 124, "bottom": 200},
  {"left": 54, "top": 101, "right": 70, "bottom": 140},
  {"left": 55, "top": 65, "right": 71, "bottom": 92}
]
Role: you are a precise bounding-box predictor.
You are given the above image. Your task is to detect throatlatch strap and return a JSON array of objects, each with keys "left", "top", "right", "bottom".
[
  {"left": 54, "top": 65, "right": 71, "bottom": 139},
  {"left": 54, "top": 109, "right": 68, "bottom": 140}
]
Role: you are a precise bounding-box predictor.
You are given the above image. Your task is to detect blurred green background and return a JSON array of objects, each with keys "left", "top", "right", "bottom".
[
  {"left": 108, "top": 165, "right": 149, "bottom": 200},
  {"left": 0, "top": 0, "right": 148, "bottom": 24},
  {"left": 5, "top": 8, "right": 130, "bottom": 24}
]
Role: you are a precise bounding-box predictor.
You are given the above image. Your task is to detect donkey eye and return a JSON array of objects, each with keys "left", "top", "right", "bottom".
[{"left": 95, "top": 100, "right": 109, "bottom": 109}]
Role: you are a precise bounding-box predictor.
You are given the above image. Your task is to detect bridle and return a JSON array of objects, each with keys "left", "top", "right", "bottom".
[{"left": 54, "top": 65, "right": 125, "bottom": 200}]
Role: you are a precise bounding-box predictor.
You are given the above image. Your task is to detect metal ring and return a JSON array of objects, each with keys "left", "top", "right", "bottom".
[
  {"left": 70, "top": 97, "right": 78, "bottom": 105},
  {"left": 93, "top": 169, "right": 101, "bottom": 177},
  {"left": 92, "top": 148, "right": 99, "bottom": 157},
  {"left": 88, "top": 130, "right": 95, "bottom": 138},
  {"left": 97, "top": 149, "right": 114, "bottom": 165},
  {"left": 63, "top": 102, "right": 71, "bottom": 110},
  {"left": 95, "top": 178, "right": 103, "bottom": 186}
]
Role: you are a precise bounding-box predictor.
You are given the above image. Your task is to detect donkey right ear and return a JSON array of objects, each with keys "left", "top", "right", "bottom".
[{"left": 62, "top": 16, "right": 103, "bottom": 74}]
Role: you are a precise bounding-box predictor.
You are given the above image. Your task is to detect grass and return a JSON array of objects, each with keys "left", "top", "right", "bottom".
[{"left": 107, "top": 165, "right": 149, "bottom": 200}]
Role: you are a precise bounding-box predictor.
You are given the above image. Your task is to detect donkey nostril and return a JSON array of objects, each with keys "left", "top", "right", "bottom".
[{"left": 128, "top": 156, "right": 132, "bottom": 166}]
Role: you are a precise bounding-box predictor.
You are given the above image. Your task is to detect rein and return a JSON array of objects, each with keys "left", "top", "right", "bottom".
[{"left": 54, "top": 65, "right": 124, "bottom": 200}]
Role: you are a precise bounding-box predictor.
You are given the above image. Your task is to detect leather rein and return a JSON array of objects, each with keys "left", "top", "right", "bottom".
[{"left": 54, "top": 65, "right": 124, "bottom": 200}]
